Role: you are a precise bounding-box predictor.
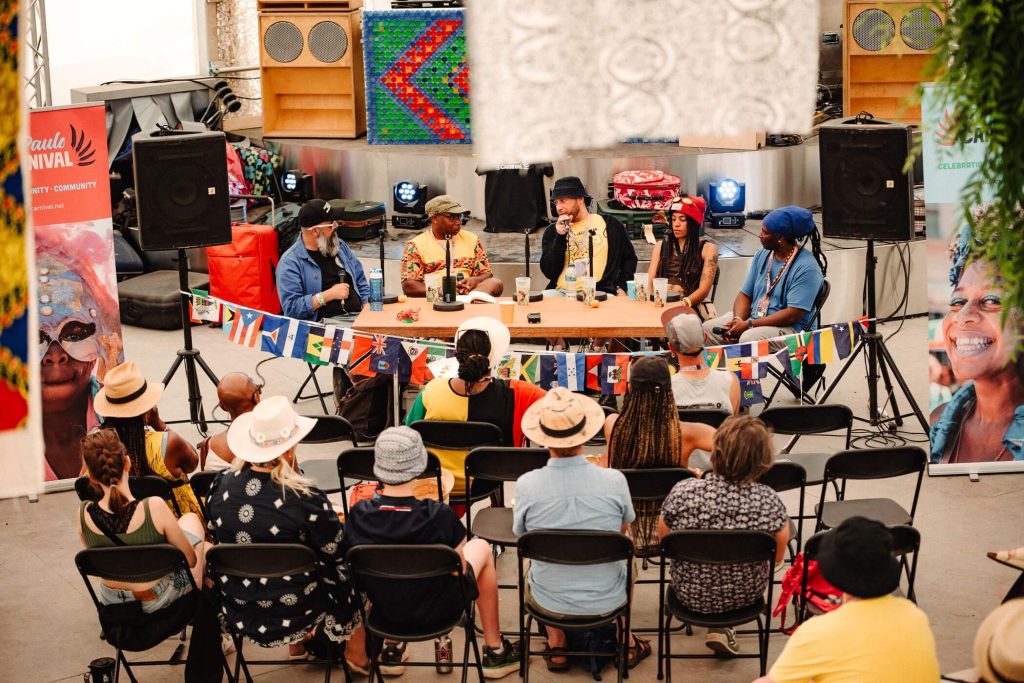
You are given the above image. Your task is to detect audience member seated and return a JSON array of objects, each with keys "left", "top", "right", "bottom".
[
  {"left": 400, "top": 195, "right": 503, "bottom": 298},
  {"left": 93, "top": 361, "right": 202, "bottom": 518},
  {"left": 207, "top": 396, "right": 365, "bottom": 665},
  {"left": 405, "top": 317, "right": 545, "bottom": 503},
  {"left": 664, "top": 308, "right": 739, "bottom": 414},
  {"left": 973, "top": 599, "right": 1024, "bottom": 683},
  {"left": 77, "top": 429, "right": 210, "bottom": 613},
  {"left": 540, "top": 176, "right": 637, "bottom": 296},
  {"left": 343, "top": 427, "right": 521, "bottom": 679},
  {"left": 514, "top": 388, "right": 650, "bottom": 671},
  {"left": 600, "top": 356, "right": 714, "bottom": 554},
  {"left": 756, "top": 517, "right": 940, "bottom": 683},
  {"left": 658, "top": 415, "right": 789, "bottom": 657},
  {"left": 703, "top": 206, "right": 826, "bottom": 346},
  {"left": 646, "top": 196, "right": 719, "bottom": 315},
  {"left": 196, "top": 372, "right": 262, "bottom": 471},
  {"left": 276, "top": 198, "right": 369, "bottom": 325}
]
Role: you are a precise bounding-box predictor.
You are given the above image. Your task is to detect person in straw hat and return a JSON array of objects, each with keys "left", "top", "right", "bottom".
[
  {"left": 757, "top": 516, "right": 939, "bottom": 683},
  {"left": 342, "top": 426, "right": 522, "bottom": 679},
  {"left": 93, "top": 361, "right": 201, "bottom": 517},
  {"left": 206, "top": 395, "right": 366, "bottom": 665},
  {"left": 973, "top": 599, "right": 1024, "bottom": 683},
  {"left": 513, "top": 387, "right": 650, "bottom": 671}
]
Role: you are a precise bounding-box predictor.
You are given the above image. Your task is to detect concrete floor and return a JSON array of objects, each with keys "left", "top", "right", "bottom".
[{"left": 1, "top": 316, "right": 1020, "bottom": 682}]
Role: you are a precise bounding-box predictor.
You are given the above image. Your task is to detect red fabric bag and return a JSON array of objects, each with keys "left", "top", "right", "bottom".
[
  {"left": 207, "top": 223, "right": 280, "bottom": 314},
  {"left": 612, "top": 170, "right": 681, "bottom": 210},
  {"left": 772, "top": 552, "right": 844, "bottom": 633}
]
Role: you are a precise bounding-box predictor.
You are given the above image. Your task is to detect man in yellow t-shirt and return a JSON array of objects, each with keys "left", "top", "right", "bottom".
[
  {"left": 756, "top": 517, "right": 940, "bottom": 683},
  {"left": 400, "top": 195, "right": 503, "bottom": 297}
]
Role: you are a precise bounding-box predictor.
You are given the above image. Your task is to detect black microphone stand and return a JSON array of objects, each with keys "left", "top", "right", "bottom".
[
  {"left": 523, "top": 226, "right": 543, "bottom": 302},
  {"left": 377, "top": 223, "right": 399, "bottom": 305},
  {"left": 433, "top": 234, "right": 464, "bottom": 311}
]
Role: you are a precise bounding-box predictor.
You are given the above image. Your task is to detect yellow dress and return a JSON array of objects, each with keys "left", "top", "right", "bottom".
[{"left": 145, "top": 430, "right": 203, "bottom": 519}]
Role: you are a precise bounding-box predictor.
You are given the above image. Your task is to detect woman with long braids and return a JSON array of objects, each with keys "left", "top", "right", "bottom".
[
  {"left": 646, "top": 196, "right": 719, "bottom": 316},
  {"left": 598, "top": 355, "right": 715, "bottom": 555},
  {"left": 93, "top": 362, "right": 202, "bottom": 518},
  {"left": 405, "top": 317, "right": 546, "bottom": 507}
]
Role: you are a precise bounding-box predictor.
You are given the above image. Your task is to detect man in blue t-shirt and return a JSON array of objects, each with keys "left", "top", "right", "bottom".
[{"left": 704, "top": 206, "right": 825, "bottom": 346}]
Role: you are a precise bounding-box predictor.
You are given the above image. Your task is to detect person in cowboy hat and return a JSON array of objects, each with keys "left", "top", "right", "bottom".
[
  {"left": 206, "top": 396, "right": 367, "bottom": 666},
  {"left": 758, "top": 517, "right": 939, "bottom": 683},
  {"left": 703, "top": 205, "right": 826, "bottom": 346},
  {"left": 93, "top": 361, "right": 201, "bottom": 517},
  {"left": 400, "top": 194, "right": 504, "bottom": 298},
  {"left": 513, "top": 388, "right": 651, "bottom": 671},
  {"left": 646, "top": 195, "right": 719, "bottom": 316},
  {"left": 973, "top": 599, "right": 1024, "bottom": 683},
  {"left": 539, "top": 176, "right": 637, "bottom": 297}
]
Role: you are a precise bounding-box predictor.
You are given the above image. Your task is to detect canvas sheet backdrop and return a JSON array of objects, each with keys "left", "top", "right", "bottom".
[{"left": 466, "top": 0, "right": 818, "bottom": 168}]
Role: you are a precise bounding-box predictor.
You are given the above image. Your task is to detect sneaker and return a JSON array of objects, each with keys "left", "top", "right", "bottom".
[
  {"left": 705, "top": 627, "right": 740, "bottom": 656},
  {"left": 481, "top": 638, "right": 521, "bottom": 679},
  {"left": 379, "top": 641, "right": 408, "bottom": 676}
]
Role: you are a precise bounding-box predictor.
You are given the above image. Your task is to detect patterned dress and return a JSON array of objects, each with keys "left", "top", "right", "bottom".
[{"left": 207, "top": 468, "right": 360, "bottom": 646}]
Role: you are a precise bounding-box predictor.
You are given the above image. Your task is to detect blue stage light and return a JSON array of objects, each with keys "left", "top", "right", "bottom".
[
  {"left": 709, "top": 178, "right": 746, "bottom": 228},
  {"left": 393, "top": 180, "right": 428, "bottom": 214},
  {"left": 280, "top": 169, "right": 313, "bottom": 202}
]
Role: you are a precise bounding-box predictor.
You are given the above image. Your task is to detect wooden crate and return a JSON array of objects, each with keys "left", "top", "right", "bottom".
[{"left": 258, "top": 0, "right": 362, "bottom": 12}]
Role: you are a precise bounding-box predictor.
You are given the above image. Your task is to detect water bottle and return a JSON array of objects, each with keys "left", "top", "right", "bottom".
[
  {"left": 565, "top": 262, "right": 576, "bottom": 293},
  {"left": 435, "top": 634, "right": 453, "bottom": 674},
  {"left": 369, "top": 268, "right": 384, "bottom": 311}
]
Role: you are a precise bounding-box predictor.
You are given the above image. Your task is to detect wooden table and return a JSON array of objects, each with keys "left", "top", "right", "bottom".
[{"left": 352, "top": 296, "right": 671, "bottom": 338}]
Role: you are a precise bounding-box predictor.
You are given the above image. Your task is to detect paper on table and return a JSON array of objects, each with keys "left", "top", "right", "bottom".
[
  {"left": 428, "top": 356, "right": 460, "bottom": 379},
  {"left": 456, "top": 291, "right": 498, "bottom": 304}
]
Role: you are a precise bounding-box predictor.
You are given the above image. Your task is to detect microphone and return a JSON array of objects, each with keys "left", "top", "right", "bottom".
[{"left": 712, "top": 326, "right": 726, "bottom": 335}]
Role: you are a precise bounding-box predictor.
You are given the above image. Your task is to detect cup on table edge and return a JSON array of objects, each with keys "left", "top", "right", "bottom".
[
  {"left": 425, "top": 273, "right": 442, "bottom": 302},
  {"left": 634, "top": 273, "right": 649, "bottom": 302},
  {"left": 581, "top": 276, "right": 596, "bottom": 305},
  {"left": 653, "top": 277, "right": 669, "bottom": 308},
  {"left": 499, "top": 300, "right": 515, "bottom": 324},
  {"left": 515, "top": 276, "right": 531, "bottom": 305}
]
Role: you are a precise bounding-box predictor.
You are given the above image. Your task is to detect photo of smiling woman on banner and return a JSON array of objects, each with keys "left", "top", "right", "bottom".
[{"left": 929, "top": 221, "right": 1024, "bottom": 470}]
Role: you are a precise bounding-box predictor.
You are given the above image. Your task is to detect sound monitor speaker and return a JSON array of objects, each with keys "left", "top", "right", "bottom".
[
  {"left": 259, "top": 5, "right": 366, "bottom": 138},
  {"left": 843, "top": 0, "right": 946, "bottom": 123},
  {"left": 819, "top": 117, "right": 914, "bottom": 242},
  {"left": 132, "top": 131, "right": 232, "bottom": 251}
]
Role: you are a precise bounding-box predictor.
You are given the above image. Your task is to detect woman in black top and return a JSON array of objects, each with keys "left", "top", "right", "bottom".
[{"left": 647, "top": 196, "right": 719, "bottom": 315}]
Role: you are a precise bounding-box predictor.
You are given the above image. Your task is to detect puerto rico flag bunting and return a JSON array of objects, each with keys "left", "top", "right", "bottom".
[
  {"left": 556, "top": 353, "right": 586, "bottom": 391},
  {"left": 496, "top": 353, "right": 522, "bottom": 381},
  {"left": 261, "top": 316, "right": 307, "bottom": 359},
  {"left": 229, "top": 308, "right": 264, "bottom": 348},
  {"left": 370, "top": 335, "right": 402, "bottom": 375},
  {"left": 539, "top": 355, "right": 558, "bottom": 390},
  {"left": 304, "top": 326, "right": 328, "bottom": 365},
  {"left": 600, "top": 354, "right": 629, "bottom": 395}
]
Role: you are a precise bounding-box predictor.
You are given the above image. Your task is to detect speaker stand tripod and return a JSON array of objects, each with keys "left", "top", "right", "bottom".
[
  {"left": 161, "top": 248, "right": 220, "bottom": 432},
  {"left": 814, "top": 239, "right": 929, "bottom": 433}
]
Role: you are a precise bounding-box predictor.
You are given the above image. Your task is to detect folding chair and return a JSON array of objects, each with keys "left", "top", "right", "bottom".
[
  {"left": 409, "top": 420, "right": 504, "bottom": 507},
  {"left": 757, "top": 461, "right": 807, "bottom": 558},
  {"left": 298, "top": 415, "right": 361, "bottom": 494},
  {"left": 517, "top": 530, "right": 635, "bottom": 683},
  {"left": 763, "top": 279, "right": 831, "bottom": 405},
  {"left": 677, "top": 408, "right": 731, "bottom": 428},
  {"left": 75, "top": 475, "right": 184, "bottom": 518},
  {"left": 293, "top": 363, "right": 332, "bottom": 414},
  {"left": 188, "top": 470, "right": 221, "bottom": 522},
  {"left": 815, "top": 446, "right": 927, "bottom": 531},
  {"left": 207, "top": 543, "right": 347, "bottom": 683},
  {"left": 336, "top": 446, "right": 444, "bottom": 516},
  {"left": 659, "top": 530, "right": 776, "bottom": 679},
  {"left": 347, "top": 544, "right": 485, "bottom": 683},
  {"left": 587, "top": 405, "right": 619, "bottom": 446},
  {"left": 758, "top": 404, "right": 853, "bottom": 487},
  {"left": 464, "top": 447, "right": 550, "bottom": 547},
  {"left": 75, "top": 545, "right": 230, "bottom": 683}
]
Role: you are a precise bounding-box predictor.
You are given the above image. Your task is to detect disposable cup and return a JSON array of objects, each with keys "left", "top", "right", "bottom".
[
  {"left": 515, "top": 277, "right": 531, "bottom": 306},
  {"left": 499, "top": 301, "right": 515, "bottom": 324}
]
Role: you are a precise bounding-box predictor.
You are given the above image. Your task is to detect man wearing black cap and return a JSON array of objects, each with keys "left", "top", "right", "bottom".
[
  {"left": 540, "top": 176, "right": 637, "bottom": 296},
  {"left": 703, "top": 205, "right": 825, "bottom": 346},
  {"left": 757, "top": 517, "right": 939, "bottom": 683},
  {"left": 276, "top": 198, "right": 369, "bottom": 323}
]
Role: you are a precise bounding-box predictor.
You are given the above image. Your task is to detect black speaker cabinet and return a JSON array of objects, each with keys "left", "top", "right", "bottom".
[
  {"left": 819, "top": 117, "right": 914, "bottom": 242},
  {"left": 132, "top": 131, "right": 232, "bottom": 251}
]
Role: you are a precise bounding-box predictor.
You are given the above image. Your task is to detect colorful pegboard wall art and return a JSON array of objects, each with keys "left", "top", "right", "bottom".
[{"left": 363, "top": 9, "right": 471, "bottom": 145}]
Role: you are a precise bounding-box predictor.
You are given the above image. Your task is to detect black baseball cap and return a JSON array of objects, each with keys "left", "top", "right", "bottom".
[{"left": 298, "top": 198, "right": 342, "bottom": 228}]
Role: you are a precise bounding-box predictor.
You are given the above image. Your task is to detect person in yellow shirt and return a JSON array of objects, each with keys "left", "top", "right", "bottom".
[
  {"left": 400, "top": 195, "right": 503, "bottom": 297},
  {"left": 756, "top": 517, "right": 940, "bottom": 683}
]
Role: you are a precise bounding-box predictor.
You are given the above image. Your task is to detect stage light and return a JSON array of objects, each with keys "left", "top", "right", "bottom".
[
  {"left": 280, "top": 169, "right": 313, "bottom": 202},
  {"left": 392, "top": 180, "right": 430, "bottom": 229},
  {"left": 709, "top": 178, "right": 746, "bottom": 228}
]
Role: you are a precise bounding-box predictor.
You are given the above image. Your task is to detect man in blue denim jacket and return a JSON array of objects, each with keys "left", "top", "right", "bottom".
[{"left": 276, "top": 198, "right": 370, "bottom": 323}]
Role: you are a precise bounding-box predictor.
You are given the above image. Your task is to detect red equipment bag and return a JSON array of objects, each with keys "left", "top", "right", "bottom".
[
  {"left": 612, "top": 170, "right": 682, "bottom": 210},
  {"left": 772, "top": 552, "right": 844, "bottom": 634},
  {"left": 207, "top": 223, "right": 281, "bottom": 314}
]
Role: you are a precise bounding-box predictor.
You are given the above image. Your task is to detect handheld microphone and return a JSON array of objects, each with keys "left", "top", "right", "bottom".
[{"left": 712, "top": 326, "right": 726, "bottom": 335}]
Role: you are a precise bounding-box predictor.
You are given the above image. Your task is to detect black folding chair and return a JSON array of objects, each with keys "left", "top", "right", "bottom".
[
  {"left": 815, "top": 446, "right": 927, "bottom": 532},
  {"left": 758, "top": 404, "right": 853, "bottom": 486},
  {"left": 464, "top": 447, "right": 550, "bottom": 547},
  {"left": 517, "top": 530, "right": 635, "bottom": 683},
  {"left": 75, "top": 545, "right": 230, "bottom": 683},
  {"left": 336, "top": 446, "right": 444, "bottom": 516},
  {"left": 409, "top": 420, "right": 504, "bottom": 507},
  {"left": 347, "top": 544, "right": 485, "bottom": 683},
  {"left": 75, "top": 475, "right": 184, "bottom": 518},
  {"left": 587, "top": 405, "right": 619, "bottom": 446},
  {"left": 207, "top": 543, "right": 346, "bottom": 683},
  {"left": 757, "top": 461, "right": 807, "bottom": 558},
  {"left": 676, "top": 407, "right": 732, "bottom": 428},
  {"left": 659, "top": 530, "right": 776, "bottom": 679},
  {"left": 620, "top": 467, "right": 694, "bottom": 680},
  {"left": 293, "top": 363, "right": 332, "bottom": 414},
  {"left": 188, "top": 470, "right": 221, "bottom": 522},
  {"left": 297, "top": 415, "right": 361, "bottom": 494}
]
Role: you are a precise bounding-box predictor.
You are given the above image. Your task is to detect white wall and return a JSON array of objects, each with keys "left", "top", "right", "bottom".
[{"left": 46, "top": 0, "right": 202, "bottom": 105}]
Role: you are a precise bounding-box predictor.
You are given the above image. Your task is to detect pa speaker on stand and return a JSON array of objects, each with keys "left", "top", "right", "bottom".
[
  {"left": 132, "top": 130, "right": 232, "bottom": 431},
  {"left": 814, "top": 116, "right": 928, "bottom": 434}
]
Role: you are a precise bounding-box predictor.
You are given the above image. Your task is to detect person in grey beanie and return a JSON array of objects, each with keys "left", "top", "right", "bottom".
[{"left": 343, "top": 427, "right": 521, "bottom": 679}]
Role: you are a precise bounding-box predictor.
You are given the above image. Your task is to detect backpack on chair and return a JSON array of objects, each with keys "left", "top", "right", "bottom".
[
  {"left": 333, "top": 367, "right": 393, "bottom": 441},
  {"left": 563, "top": 623, "right": 619, "bottom": 680}
]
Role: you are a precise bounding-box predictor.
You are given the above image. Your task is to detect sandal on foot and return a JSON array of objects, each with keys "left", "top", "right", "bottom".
[
  {"left": 625, "top": 637, "right": 651, "bottom": 669},
  {"left": 542, "top": 647, "right": 570, "bottom": 673},
  {"left": 345, "top": 659, "right": 370, "bottom": 676}
]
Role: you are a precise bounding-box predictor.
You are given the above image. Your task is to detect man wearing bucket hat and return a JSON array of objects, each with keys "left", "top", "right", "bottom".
[
  {"left": 401, "top": 195, "right": 504, "bottom": 298},
  {"left": 513, "top": 388, "right": 650, "bottom": 670},
  {"left": 343, "top": 427, "right": 522, "bottom": 679},
  {"left": 704, "top": 206, "right": 826, "bottom": 346},
  {"left": 540, "top": 176, "right": 637, "bottom": 296},
  {"left": 759, "top": 517, "right": 939, "bottom": 683},
  {"left": 663, "top": 307, "right": 739, "bottom": 414}
]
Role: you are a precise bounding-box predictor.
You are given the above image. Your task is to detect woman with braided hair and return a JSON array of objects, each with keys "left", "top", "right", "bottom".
[
  {"left": 646, "top": 196, "right": 719, "bottom": 317},
  {"left": 77, "top": 429, "right": 210, "bottom": 613},
  {"left": 597, "top": 356, "right": 714, "bottom": 555}
]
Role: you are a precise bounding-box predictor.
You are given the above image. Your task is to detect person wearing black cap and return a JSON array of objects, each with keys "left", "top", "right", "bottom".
[
  {"left": 540, "top": 176, "right": 637, "bottom": 296},
  {"left": 276, "top": 198, "right": 369, "bottom": 323},
  {"left": 757, "top": 517, "right": 939, "bottom": 683},
  {"left": 703, "top": 206, "right": 826, "bottom": 346}
]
